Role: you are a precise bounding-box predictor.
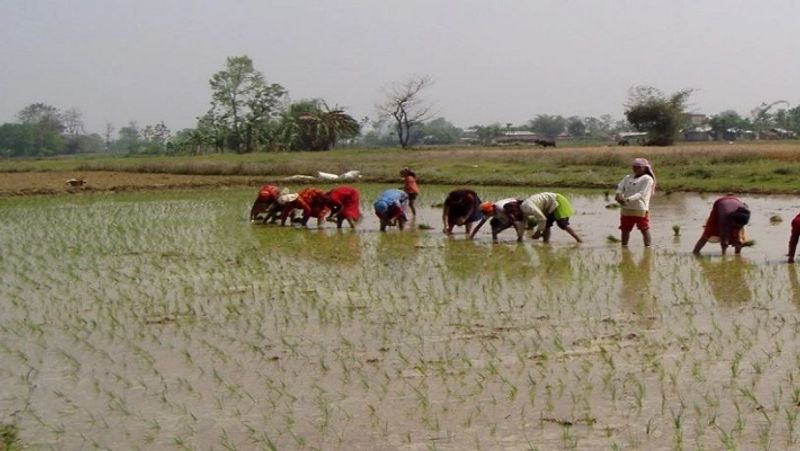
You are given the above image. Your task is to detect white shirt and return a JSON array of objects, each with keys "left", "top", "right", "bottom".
[
  {"left": 521, "top": 193, "right": 558, "bottom": 233},
  {"left": 616, "top": 174, "right": 654, "bottom": 212},
  {"left": 493, "top": 198, "right": 518, "bottom": 222}
]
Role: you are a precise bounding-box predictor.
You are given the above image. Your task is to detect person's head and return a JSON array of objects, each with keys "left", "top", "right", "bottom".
[
  {"left": 730, "top": 207, "right": 750, "bottom": 227},
  {"left": 480, "top": 201, "right": 495, "bottom": 216},
  {"left": 632, "top": 158, "right": 648, "bottom": 176}
]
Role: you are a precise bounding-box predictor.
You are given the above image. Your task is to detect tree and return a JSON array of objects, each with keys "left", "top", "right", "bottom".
[
  {"left": 419, "top": 117, "right": 461, "bottom": 145},
  {"left": 750, "top": 100, "right": 789, "bottom": 136},
  {"left": 17, "top": 103, "right": 65, "bottom": 155},
  {"left": 473, "top": 123, "right": 503, "bottom": 145},
  {"left": 624, "top": 86, "right": 692, "bottom": 146},
  {"left": 709, "top": 110, "right": 748, "bottom": 139},
  {"left": 277, "top": 99, "right": 360, "bottom": 151},
  {"left": 62, "top": 108, "right": 85, "bottom": 137},
  {"left": 0, "top": 123, "right": 36, "bottom": 157},
  {"left": 528, "top": 114, "right": 566, "bottom": 140},
  {"left": 378, "top": 75, "right": 434, "bottom": 148},
  {"left": 116, "top": 121, "right": 142, "bottom": 153},
  {"left": 141, "top": 121, "right": 171, "bottom": 154},
  {"left": 566, "top": 116, "right": 586, "bottom": 138},
  {"left": 208, "top": 55, "right": 287, "bottom": 152},
  {"left": 104, "top": 122, "right": 115, "bottom": 151}
]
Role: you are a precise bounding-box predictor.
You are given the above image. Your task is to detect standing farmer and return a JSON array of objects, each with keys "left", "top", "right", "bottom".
[
  {"left": 615, "top": 158, "right": 656, "bottom": 247},
  {"left": 400, "top": 167, "right": 419, "bottom": 218}
]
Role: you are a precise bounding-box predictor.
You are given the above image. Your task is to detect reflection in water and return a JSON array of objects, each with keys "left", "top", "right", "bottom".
[
  {"left": 696, "top": 257, "right": 754, "bottom": 304},
  {"left": 375, "top": 231, "right": 421, "bottom": 268},
  {"left": 442, "top": 240, "right": 535, "bottom": 280},
  {"left": 619, "top": 249, "right": 654, "bottom": 316},
  {"left": 253, "top": 227, "right": 362, "bottom": 266},
  {"left": 443, "top": 239, "right": 488, "bottom": 279},
  {"left": 787, "top": 265, "right": 800, "bottom": 307},
  {"left": 531, "top": 245, "right": 573, "bottom": 285}
]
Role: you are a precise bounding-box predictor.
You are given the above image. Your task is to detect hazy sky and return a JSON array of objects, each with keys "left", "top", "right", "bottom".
[{"left": 1, "top": 0, "right": 798, "bottom": 134}]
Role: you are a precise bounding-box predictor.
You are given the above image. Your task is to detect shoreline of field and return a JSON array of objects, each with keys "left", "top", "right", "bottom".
[{"left": 2, "top": 141, "right": 800, "bottom": 196}]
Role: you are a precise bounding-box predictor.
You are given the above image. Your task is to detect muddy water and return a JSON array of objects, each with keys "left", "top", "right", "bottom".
[{"left": 2, "top": 186, "right": 800, "bottom": 450}]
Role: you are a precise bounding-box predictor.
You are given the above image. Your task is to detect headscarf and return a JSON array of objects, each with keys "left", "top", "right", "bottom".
[
  {"left": 632, "top": 158, "right": 656, "bottom": 190},
  {"left": 480, "top": 201, "right": 495, "bottom": 215}
]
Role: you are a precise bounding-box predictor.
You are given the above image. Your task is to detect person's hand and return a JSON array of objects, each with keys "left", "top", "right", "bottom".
[
  {"left": 615, "top": 193, "right": 625, "bottom": 204},
  {"left": 531, "top": 231, "right": 542, "bottom": 240}
]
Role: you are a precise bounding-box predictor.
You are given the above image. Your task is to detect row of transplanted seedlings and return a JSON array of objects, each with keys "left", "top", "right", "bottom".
[{"left": 2, "top": 197, "right": 800, "bottom": 449}]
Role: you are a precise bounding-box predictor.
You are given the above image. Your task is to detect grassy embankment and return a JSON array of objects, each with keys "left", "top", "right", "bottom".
[{"left": 2, "top": 141, "right": 800, "bottom": 193}]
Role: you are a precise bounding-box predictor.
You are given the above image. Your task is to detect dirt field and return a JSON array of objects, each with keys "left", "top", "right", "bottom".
[{"left": 0, "top": 171, "right": 267, "bottom": 196}]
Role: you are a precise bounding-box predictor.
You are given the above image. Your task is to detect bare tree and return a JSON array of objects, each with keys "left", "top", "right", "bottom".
[
  {"left": 62, "top": 107, "right": 85, "bottom": 136},
  {"left": 104, "top": 122, "right": 115, "bottom": 151},
  {"left": 378, "top": 75, "right": 434, "bottom": 148}
]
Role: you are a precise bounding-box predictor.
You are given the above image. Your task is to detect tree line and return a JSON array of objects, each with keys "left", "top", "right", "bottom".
[{"left": 2, "top": 55, "right": 799, "bottom": 157}]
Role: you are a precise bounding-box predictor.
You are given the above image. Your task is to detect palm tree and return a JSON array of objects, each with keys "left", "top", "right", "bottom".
[{"left": 278, "top": 100, "right": 360, "bottom": 151}]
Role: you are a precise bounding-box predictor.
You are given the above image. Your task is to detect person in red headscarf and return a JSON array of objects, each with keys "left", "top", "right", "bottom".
[
  {"left": 250, "top": 184, "right": 281, "bottom": 223},
  {"left": 615, "top": 158, "right": 655, "bottom": 247},
  {"left": 325, "top": 185, "right": 361, "bottom": 229},
  {"left": 279, "top": 187, "right": 330, "bottom": 227}
]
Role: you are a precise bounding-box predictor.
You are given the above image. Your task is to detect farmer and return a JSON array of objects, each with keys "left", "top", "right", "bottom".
[
  {"left": 374, "top": 188, "right": 409, "bottom": 232},
  {"left": 469, "top": 198, "right": 525, "bottom": 243},
  {"left": 279, "top": 187, "right": 330, "bottom": 227},
  {"left": 693, "top": 194, "right": 750, "bottom": 255},
  {"left": 325, "top": 185, "right": 361, "bottom": 229},
  {"left": 615, "top": 158, "right": 656, "bottom": 247},
  {"left": 250, "top": 184, "right": 281, "bottom": 223},
  {"left": 400, "top": 167, "right": 419, "bottom": 217},
  {"left": 442, "top": 189, "right": 483, "bottom": 235},
  {"left": 788, "top": 213, "right": 800, "bottom": 263},
  {"left": 520, "top": 192, "right": 582, "bottom": 243}
]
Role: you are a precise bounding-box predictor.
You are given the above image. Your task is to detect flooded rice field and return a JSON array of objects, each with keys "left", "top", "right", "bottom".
[{"left": 3, "top": 184, "right": 800, "bottom": 450}]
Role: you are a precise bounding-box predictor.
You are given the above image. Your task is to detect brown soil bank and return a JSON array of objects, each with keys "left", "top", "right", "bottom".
[{"left": 0, "top": 171, "right": 268, "bottom": 196}]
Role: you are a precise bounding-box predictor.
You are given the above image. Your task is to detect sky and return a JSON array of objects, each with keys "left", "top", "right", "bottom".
[{"left": 1, "top": 0, "right": 799, "bottom": 134}]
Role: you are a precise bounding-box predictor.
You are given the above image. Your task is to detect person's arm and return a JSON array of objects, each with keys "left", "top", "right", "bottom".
[
  {"left": 615, "top": 177, "right": 627, "bottom": 204},
  {"left": 470, "top": 217, "right": 488, "bottom": 239},
  {"left": 528, "top": 205, "right": 547, "bottom": 235},
  {"left": 789, "top": 230, "right": 800, "bottom": 263},
  {"left": 624, "top": 176, "right": 653, "bottom": 203}
]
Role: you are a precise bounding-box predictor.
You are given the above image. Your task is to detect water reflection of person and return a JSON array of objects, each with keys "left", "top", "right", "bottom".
[
  {"left": 254, "top": 227, "right": 362, "bottom": 266},
  {"left": 531, "top": 245, "right": 573, "bottom": 285},
  {"left": 619, "top": 249, "right": 654, "bottom": 316},
  {"left": 443, "top": 238, "right": 487, "bottom": 279},
  {"left": 696, "top": 257, "right": 753, "bottom": 305},
  {"left": 375, "top": 230, "right": 419, "bottom": 268}
]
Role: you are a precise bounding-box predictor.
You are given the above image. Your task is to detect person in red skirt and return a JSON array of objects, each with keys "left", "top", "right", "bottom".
[
  {"left": 787, "top": 213, "right": 800, "bottom": 263},
  {"left": 325, "top": 186, "right": 362, "bottom": 229},
  {"left": 279, "top": 188, "right": 330, "bottom": 227},
  {"left": 692, "top": 193, "right": 750, "bottom": 256},
  {"left": 250, "top": 184, "right": 280, "bottom": 223}
]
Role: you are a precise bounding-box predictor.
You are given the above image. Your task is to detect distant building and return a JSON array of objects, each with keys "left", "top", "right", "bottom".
[
  {"left": 493, "top": 131, "right": 540, "bottom": 145},
  {"left": 682, "top": 126, "right": 712, "bottom": 141}
]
